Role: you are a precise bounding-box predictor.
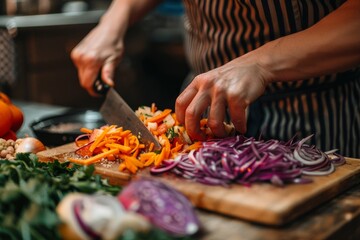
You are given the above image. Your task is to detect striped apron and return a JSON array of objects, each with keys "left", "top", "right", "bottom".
[{"left": 181, "top": 0, "right": 360, "bottom": 157}]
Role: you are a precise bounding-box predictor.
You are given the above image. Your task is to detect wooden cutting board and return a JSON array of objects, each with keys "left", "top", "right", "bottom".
[{"left": 37, "top": 143, "right": 360, "bottom": 226}]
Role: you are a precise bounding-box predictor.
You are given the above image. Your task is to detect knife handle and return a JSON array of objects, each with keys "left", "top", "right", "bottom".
[{"left": 93, "top": 72, "right": 110, "bottom": 95}]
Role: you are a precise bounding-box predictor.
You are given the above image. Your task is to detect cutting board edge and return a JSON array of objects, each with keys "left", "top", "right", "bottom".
[{"left": 155, "top": 159, "right": 360, "bottom": 226}]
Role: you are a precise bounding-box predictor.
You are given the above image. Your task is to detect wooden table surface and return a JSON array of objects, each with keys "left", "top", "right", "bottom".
[
  {"left": 16, "top": 100, "right": 360, "bottom": 240},
  {"left": 197, "top": 182, "right": 360, "bottom": 240}
]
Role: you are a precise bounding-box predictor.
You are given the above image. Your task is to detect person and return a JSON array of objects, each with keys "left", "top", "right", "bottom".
[{"left": 71, "top": 0, "right": 360, "bottom": 157}]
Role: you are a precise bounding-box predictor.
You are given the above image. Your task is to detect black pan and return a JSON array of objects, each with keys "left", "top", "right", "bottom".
[{"left": 30, "top": 109, "right": 106, "bottom": 146}]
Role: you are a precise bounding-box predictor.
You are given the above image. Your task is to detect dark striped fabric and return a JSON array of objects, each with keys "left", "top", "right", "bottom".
[{"left": 182, "top": 0, "right": 360, "bottom": 157}]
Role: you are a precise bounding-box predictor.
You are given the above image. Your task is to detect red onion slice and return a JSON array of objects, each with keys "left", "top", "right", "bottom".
[
  {"left": 73, "top": 199, "right": 103, "bottom": 240},
  {"left": 118, "top": 178, "right": 200, "bottom": 236}
]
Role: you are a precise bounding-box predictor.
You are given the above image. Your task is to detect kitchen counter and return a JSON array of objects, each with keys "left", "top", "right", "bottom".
[
  {"left": 0, "top": 10, "right": 105, "bottom": 31},
  {"left": 12, "top": 100, "right": 360, "bottom": 240}
]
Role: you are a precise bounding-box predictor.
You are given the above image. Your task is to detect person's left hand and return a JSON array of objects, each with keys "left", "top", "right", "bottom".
[{"left": 175, "top": 54, "right": 272, "bottom": 141}]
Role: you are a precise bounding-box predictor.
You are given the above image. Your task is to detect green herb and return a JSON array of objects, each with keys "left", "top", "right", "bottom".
[
  {"left": 0, "top": 153, "right": 120, "bottom": 240},
  {"left": 154, "top": 150, "right": 162, "bottom": 154},
  {"left": 0, "top": 153, "right": 197, "bottom": 240},
  {"left": 166, "top": 127, "right": 178, "bottom": 141}
]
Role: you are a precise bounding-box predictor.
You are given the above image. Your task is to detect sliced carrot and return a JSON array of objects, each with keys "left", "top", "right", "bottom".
[
  {"left": 68, "top": 148, "right": 119, "bottom": 166},
  {"left": 139, "top": 152, "right": 155, "bottom": 162},
  {"left": 157, "top": 123, "right": 168, "bottom": 135},
  {"left": 120, "top": 154, "right": 144, "bottom": 168},
  {"left": 200, "top": 118, "right": 208, "bottom": 127},
  {"left": 151, "top": 130, "right": 160, "bottom": 136},
  {"left": 75, "top": 139, "right": 90, "bottom": 147},
  {"left": 123, "top": 136, "right": 129, "bottom": 147},
  {"left": 119, "top": 130, "right": 131, "bottom": 137},
  {"left": 80, "top": 127, "right": 93, "bottom": 134},
  {"left": 154, "top": 155, "right": 161, "bottom": 166},
  {"left": 129, "top": 135, "right": 140, "bottom": 153},
  {"left": 107, "top": 154, "right": 116, "bottom": 161},
  {"left": 132, "top": 148, "right": 140, "bottom": 158},
  {"left": 146, "top": 109, "right": 172, "bottom": 123},
  {"left": 89, "top": 126, "right": 111, "bottom": 152},
  {"left": 151, "top": 103, "right": 157, "bottom": 113},
  {"left": 185, "top": 141, "right": 202, "bottom": 151},
  {"left": 148, "top": 142, "right": 155, "bottom": 152},
  {"left": 144, "top": 155, "right": 156, "bottom": 166},
  {"left": 160, "top": 134, "right": 171, "bottom": 159},
  {"left": 124, "top": 159, "right": 138, "bottom": 174},
  {"left": 119, "top": 162, "right": 126, "bottom": 171},
  {"left": 171, "top": 142, "right": 183, "bottom": 153},
  {"left": 105, "top": 143, "right": 132, "bottom": 154}
]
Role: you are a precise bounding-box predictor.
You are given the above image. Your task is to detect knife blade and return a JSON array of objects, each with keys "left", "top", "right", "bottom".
[{"left": 93, "top": 78, "right": 161, "bottom": 150}]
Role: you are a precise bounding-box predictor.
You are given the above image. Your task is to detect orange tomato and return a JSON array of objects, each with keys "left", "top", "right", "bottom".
[
  {"left": 2, "top": 130, "right": 17, "bottom": 140},
  {"left": 0, "top": 92, "right": 24, "bottom": 132},
  {"left": 0, "top": 100, "right": 12, "bottom": 137},
  {"left": 0, "top": 92, "right": 11, "bottom": 104},
  {"left": 8, "top": 104, "right": 24, "bottom": 132}
]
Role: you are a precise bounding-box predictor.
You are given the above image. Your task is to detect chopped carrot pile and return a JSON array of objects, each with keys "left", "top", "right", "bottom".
[{"left": 68, "top": 104, "right": 208, "bottom": 174}]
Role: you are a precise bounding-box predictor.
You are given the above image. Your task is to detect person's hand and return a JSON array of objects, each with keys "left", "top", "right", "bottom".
[
  {"left": 70, "top": 0, "right": 163, "bottom": 96},
  {"left": 71, "top": 23, "right": 125, "bottom": 96},
  {"left": 175, "top": 54, "right": 272, "bottom": 140}
]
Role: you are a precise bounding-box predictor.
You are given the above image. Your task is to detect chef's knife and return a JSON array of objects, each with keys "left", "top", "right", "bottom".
[{"left": 93, "top": 77, "right": 161, "bottom": 150}]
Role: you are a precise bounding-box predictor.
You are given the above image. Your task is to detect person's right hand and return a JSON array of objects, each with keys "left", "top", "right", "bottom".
[
  {"left": 71, "top": 23, "right": 125, "bottom": 96},
  {"left": 175, "top": 52, "right": 272, "bottom": 141}
]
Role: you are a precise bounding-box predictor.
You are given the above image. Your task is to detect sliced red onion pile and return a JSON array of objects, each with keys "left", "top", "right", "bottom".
[
  {"left": 118, "top": 178, "right": 200, "bottom": 236},
  {"left": 150, "top": 135, "right": 346, "bottom": 187}
]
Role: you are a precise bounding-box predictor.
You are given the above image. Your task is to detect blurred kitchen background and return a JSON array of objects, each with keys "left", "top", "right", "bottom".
[{"left": 0, "top": 0, "right": 189, "bottom": 111}]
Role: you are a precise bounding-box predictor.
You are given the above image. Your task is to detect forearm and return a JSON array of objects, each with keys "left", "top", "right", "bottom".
[
  {"left": 258, "top": 0, "right": 360, "bottom": 83},
  {"left": 98, "top": 0, "right": 163, "bottom": 37}
]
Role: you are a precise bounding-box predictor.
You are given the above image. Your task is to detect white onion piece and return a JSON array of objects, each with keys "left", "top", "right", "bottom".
[{"left": 15, "top": 137, "right": 46, "bottom": 154}]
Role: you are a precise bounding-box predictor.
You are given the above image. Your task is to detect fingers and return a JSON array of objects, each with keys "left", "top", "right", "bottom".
[
  {"left": 176, "top": 77, "right": 211, "bottom": 140},
  {"left": 176, "top": 73, "right": 250, "bottom": 140},
  {"left": 228, "top": 96, "right": 247, "bottom": 134},
  {"left": 176, "top": 74, "right": 228, "bottom": 140},
  {"left": 71, "top": 46, "right": 118, "bottom": 96},
  {"left": 80, "top": 66, "right": 102, "bottom": 97},
  {"left": 101, "top": 61, "right": 116, "bottom": 87},
  {"left": 175, "top": 86, "right": 198, "bottom": 125},
  {"left": 71, "top": 48, "right": 99, "bottom": 96},
  {"left": 208, "top": 93, "right": 227, "bottom": 138},
  {"left": 184, "top": 91, "right": 210, "bottom": 141}
]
